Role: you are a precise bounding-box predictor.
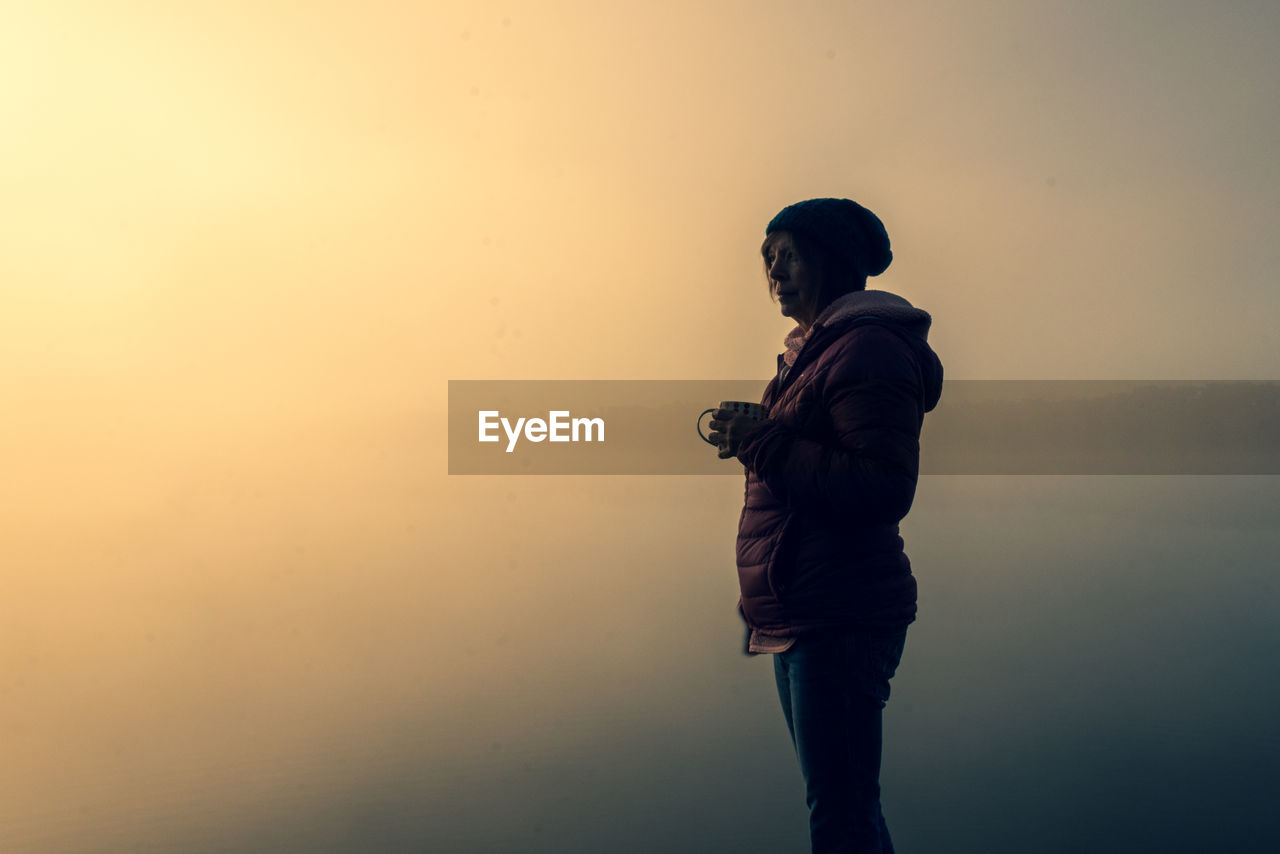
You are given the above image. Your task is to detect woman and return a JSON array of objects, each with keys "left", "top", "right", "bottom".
[{"left": 707, "top": 198, "right": 943, "bottom": 854}]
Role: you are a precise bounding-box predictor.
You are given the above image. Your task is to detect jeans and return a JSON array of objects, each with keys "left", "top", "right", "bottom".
[{"left": 773, "top": 626, "right": 908, "bottom": 854}]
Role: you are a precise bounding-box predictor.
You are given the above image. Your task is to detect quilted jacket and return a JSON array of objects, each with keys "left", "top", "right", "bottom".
[{"left": 734, "top": 289, "right": 944, "bottom": 637}]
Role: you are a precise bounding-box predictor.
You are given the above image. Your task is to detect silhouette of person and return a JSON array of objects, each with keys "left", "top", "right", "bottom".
[{"left": 707, "top": 198, "right": 944, "bottom": 853}]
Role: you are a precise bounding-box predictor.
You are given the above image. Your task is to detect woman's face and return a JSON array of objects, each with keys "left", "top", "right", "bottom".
[{"left": 763, "top": 231, "right": 822, "bottom": 329}]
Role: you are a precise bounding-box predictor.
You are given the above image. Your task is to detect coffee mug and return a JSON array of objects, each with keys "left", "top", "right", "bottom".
[{"left": 698, "top": 400, "right": 766, "bottom": 446}]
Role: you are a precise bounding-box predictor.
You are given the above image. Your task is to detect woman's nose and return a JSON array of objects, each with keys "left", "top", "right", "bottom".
[{"left": 769, "top": 259, "right": 787, "bottom": 281}]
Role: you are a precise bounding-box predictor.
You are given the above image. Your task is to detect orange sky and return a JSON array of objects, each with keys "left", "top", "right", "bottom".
[{"left": 3, "top": 2, "right": 1278, "bottom": 850}]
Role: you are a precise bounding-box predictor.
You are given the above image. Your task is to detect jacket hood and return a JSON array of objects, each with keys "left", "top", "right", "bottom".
[{"left": 785, "top": 289, "right": 944, "bottom": 412}]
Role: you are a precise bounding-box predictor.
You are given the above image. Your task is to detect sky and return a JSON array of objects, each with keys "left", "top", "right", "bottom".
[{"left": 3, "top": 2, "right": 1278, "bottom": 852}]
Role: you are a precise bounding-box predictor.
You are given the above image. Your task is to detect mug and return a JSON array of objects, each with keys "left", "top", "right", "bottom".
[{"left": 698, "top": 400, "right": 765, "bottom": 446}]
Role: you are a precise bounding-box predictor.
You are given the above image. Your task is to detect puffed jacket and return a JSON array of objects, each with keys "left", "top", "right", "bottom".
[{"left": 733, "top": 289, "right": 944, "bottom": 638}]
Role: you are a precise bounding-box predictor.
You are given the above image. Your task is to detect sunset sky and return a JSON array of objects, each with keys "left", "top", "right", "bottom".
[{"left": 3, "top": 3, "right": 1277, "bottom": 852}]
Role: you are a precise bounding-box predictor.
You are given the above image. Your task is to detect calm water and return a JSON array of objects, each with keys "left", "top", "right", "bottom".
[{"left": 5, "top": 461, "right": 1278, "bottom": 853}]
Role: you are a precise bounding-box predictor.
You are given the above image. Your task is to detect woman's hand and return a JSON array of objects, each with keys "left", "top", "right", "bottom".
[{"left": 707, "top": 410, "right": 769, "bottom": 460}]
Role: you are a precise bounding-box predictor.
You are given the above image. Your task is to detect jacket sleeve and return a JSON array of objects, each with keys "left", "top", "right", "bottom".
[{"left": 735, "top": 326, "right": 923, "bottom": 525}]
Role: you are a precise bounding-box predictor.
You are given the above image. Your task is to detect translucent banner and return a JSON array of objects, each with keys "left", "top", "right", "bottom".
[{"left": 447, "top": 380, "right": 1280, "bottom": 475}]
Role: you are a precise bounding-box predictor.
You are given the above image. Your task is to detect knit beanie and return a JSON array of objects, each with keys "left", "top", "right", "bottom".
[{"left": 765, "top": 197, "right": 892, "bottom": 277}]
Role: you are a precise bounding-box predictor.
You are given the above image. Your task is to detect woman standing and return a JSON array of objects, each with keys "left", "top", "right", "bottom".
[{"left": 707, "top": 198, "right": 943, "bottom": 854}]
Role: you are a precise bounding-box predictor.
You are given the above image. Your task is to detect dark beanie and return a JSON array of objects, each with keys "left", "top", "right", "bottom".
[{"left": 765, "top": 197, "right": 892, "bottom": 277}]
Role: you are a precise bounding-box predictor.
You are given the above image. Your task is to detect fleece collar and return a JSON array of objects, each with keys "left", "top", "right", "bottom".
[{"left": 782, "top": 289, "right": 934, "bottom": 367}]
